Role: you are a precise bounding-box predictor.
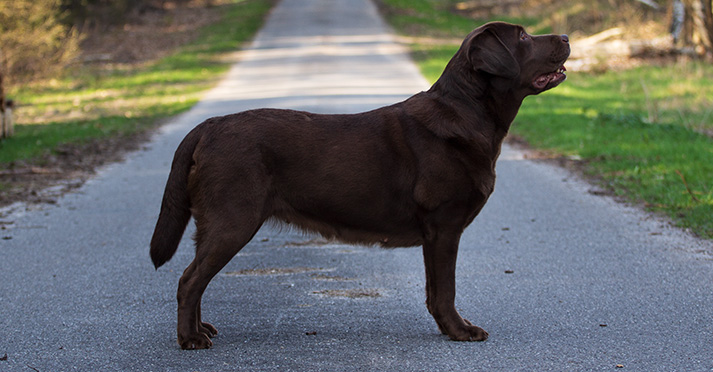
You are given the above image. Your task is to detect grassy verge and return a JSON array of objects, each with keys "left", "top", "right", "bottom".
[
  {"left": 379, "top": 0, "right": 713, "bottom": 239},
  {"left": 2, "top": 0, "right": 274, "bottom": 165}
]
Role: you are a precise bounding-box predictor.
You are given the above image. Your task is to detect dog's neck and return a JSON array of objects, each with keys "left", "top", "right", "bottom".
[{"left": 428, "top": 69, "right": 524, "bottom": 139}]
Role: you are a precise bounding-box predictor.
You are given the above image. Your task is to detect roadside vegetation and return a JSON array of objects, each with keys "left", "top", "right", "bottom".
[
  {"left": 3, "top": 0, "right": 273, "bottom": 163},
  {"left": 379, "top": 0, "right": 713, "bottom": 239},
  {"left": 0, "top": 0, "right": 274, "bottom": 202}
]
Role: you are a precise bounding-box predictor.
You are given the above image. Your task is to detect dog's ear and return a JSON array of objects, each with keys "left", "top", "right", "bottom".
[{"left": 466, "top": 27, "right": 520, "bottom": 79}]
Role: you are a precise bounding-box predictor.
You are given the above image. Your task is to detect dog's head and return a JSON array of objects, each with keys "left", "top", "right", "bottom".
[{"left": 459, "top": 22, "right": 570, "bottom": 96}]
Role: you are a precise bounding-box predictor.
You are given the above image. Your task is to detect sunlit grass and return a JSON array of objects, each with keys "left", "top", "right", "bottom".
[
  {"left": 2, "top": 0, "right": 274, "bottom": 164},
  {"left": 380, "top": 0, "right": 548, "bottom": 37}
]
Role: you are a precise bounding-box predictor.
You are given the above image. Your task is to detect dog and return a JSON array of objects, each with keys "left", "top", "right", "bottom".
[{"left": 150, "top": 22, "right": 570, "bottom": 349}]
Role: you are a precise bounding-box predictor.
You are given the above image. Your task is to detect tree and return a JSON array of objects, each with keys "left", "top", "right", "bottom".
[{"left": 0, "top": 0, "right": 81, "bottom": 84}]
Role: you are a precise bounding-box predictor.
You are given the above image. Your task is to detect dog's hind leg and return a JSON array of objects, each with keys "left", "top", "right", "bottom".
[
  {"left": 176, "top": 205, "right": 264, "bottom": 350},
  {"left": 175, "top": 260, "right": 217, "bottom": 343}
]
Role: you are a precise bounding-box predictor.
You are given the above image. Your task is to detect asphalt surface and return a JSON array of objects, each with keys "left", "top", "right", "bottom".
[{"left": 2, "top": 0, "right": 713, "bottom": 371}]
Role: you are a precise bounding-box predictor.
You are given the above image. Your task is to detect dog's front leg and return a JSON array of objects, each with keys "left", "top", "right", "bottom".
[{"left": 422, "top": 229, "right": 488, "bottom": 341}]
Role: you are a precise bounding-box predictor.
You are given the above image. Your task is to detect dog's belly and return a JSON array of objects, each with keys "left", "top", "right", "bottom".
[
  {"left": 271, "top": 207, "right": 424, "bottom": 248},
  {"left": 269, "top": 177, "right": 424, "bottom": 247}
]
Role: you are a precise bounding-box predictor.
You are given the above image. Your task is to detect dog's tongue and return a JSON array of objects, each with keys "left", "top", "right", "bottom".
[
  {"left": 533, "top": 66, "right": 566, "bottom": 90},
  {"left": 533, "top": 74, "right": 553, "bottom": 89}
]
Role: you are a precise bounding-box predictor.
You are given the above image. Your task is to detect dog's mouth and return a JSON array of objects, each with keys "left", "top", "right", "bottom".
[{"left": 533, "top": 65, "right": 567, "bottom": 91}]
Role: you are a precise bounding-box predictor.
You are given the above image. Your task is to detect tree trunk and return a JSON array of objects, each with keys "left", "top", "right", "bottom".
[
  {"left": 0, "top": 70, "right": 12, "bottom": 139},
  {"left": 681, "top": 0, "right": 713, "bottom": 58},
  {"left": 0, "top": 70, "right": 5, "bottom": 116}
]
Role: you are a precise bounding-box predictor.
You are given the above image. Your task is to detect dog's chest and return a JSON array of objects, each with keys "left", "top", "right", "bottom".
[{"left": 412, "top": 154, "right": 495, "bottom": 212}]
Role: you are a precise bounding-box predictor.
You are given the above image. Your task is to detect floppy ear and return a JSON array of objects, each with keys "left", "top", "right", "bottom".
[{"left": 466, "top": 28, "right": 520, "bottom": 79}]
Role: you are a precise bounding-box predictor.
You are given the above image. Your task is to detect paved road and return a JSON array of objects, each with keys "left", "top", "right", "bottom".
[{"left": 2, "top": 0, "right": 713, "bottom": 370}]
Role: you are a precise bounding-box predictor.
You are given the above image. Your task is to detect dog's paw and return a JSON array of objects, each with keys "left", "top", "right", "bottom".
[
  {"left": 178, "top": 333, "right": 213, "bottom": 350},
  {"left": 199, "top": 322, "right": 218, "bottom": 338},
  {"left": 447, "top": 319, "right": 489, "bottom": 342}
]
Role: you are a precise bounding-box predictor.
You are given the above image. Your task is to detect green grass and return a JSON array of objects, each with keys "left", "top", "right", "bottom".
[
  {"left": 380, "top": 0, "right": 549, "bottom": 37},
  {"left": 2, "top": 0, "right": 274, "bottom": 165},
  {"left": 380, "top": 0, "right": 713, "bottom": 239},
  {"left": 515, "top": 68, "right": 713, "bottom": 238}
]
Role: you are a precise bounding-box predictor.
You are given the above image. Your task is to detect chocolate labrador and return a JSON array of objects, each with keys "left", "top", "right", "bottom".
[{"left": 151, "top": 22, "right": 570, "bottom": 349}]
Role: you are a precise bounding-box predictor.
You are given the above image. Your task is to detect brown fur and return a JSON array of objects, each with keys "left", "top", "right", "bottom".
[{"left": 150, "top": 22, "right": 570, "bottom": 349}]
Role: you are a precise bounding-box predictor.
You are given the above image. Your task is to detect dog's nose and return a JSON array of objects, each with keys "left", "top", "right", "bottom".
[{"left": 561, "top": 34, "right": 569, "bottom": 43}]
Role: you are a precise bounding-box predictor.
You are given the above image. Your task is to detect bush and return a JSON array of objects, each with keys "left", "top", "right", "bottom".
[{"left": 0, "top": 0, "right": 82, "bottom": 85}]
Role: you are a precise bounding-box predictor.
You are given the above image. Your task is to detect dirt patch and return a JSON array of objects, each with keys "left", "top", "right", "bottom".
[
  {"left": 0, "top": 129, "right": 153, "bottom": 210},
  {"left": 79, "top": 0, "right": 224, "bottom": 66},
  {"left": 312, "top": 289, "right": 382, "bottom": 299},
  {"left": 223, "top": 267, "right": 329, "bottom": 276},
  {"left": 310, "top": 273, "right": 354, "bottom": 282}
]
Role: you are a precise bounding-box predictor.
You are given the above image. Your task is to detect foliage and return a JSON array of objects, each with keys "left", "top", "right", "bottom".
[
  {"left": 1, "top": 0, "right": 273, "bottom": 164},
  {"left": 0, "top": 0, "right": 82, "bottom": 83}
]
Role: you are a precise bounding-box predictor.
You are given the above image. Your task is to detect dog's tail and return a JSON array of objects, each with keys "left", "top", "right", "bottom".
[{"left": 150, "top": 126, "right": 201, "bottom": 269}]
